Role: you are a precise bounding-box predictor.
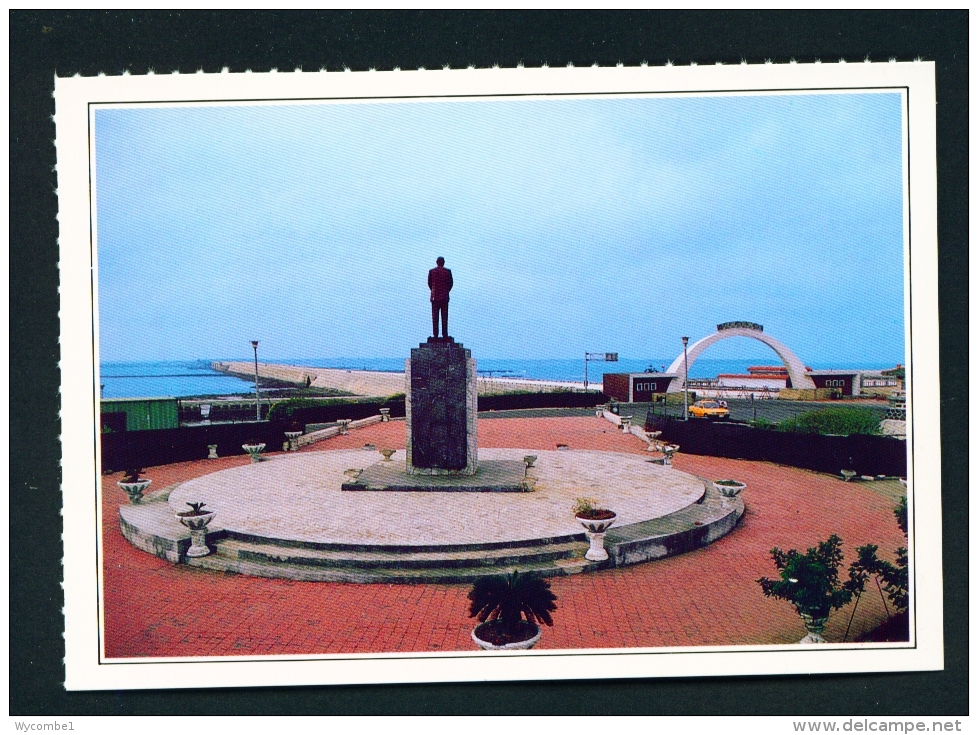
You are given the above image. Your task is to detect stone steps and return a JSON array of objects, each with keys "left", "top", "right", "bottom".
[
  {"left": 213, "top": 536, "right": 589, "bottom": 571},
  {"left": 120, "top": 481, "right": 745, "bottom": 584},
  {"left": 188, "top": 545, "right": 599, "bottom": 584}
]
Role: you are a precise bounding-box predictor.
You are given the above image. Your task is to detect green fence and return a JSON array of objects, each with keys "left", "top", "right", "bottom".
[{"left": 100, "top": 397, "right": 179, "bottom": 432}]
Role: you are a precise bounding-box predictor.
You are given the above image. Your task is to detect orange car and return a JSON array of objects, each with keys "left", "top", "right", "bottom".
[{"left": 689, "top": 400, "right": 730, "bottom": 419}]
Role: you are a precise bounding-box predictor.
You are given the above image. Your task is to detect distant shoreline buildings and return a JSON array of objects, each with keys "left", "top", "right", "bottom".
[
  {"left": 602, "top": 321, "right": 903, "bottom": 403},
  {"left": 602, "top": 364, "right": 902, "bottom": 403}
]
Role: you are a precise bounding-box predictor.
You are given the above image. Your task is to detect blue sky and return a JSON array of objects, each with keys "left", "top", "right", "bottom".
[{"left": 94, "top": 91, "right": 905, "bottom": 366}]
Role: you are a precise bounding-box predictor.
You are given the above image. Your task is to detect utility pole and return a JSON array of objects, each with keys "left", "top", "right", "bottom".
[
  {"left": 251, "top": 340, "right": 261, "bottom": 421},
  {"left": 584, "top": 352, "right": 618, "bottom": 394}
]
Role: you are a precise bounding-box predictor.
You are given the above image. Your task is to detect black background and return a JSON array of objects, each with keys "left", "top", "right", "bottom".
[{"left": 10, "top": 10, "right": 968, "bottom": 716}]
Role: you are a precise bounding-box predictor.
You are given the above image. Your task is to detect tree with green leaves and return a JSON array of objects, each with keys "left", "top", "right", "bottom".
[
  {"left": 757, "top": 534, "right": 855, "bottom": 621},
  {"left": 848, "top": 496, "right": 909, "bottom": 614}
]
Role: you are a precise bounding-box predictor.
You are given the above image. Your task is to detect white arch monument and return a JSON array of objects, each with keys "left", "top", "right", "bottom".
[{"left": 665, "top": 321, "right": 816, "bottom": 393}]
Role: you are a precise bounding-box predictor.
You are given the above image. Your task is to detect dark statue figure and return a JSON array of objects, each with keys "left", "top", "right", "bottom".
[{"left": 428, "top": 256, "right": 453, "bottom": 339}]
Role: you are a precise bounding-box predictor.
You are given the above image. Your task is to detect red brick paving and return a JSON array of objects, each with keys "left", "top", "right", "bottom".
[{"left": 102, "top": 416, "right": 907, "bottom": 658}]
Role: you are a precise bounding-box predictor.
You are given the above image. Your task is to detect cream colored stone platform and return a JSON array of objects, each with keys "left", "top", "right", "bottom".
[{"left": 167, "top": 448, "right": 705, "bottom": 546}]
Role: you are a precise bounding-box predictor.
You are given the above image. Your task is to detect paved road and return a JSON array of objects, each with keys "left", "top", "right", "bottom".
[
  {"left": 648, "top": 398, "right": 890, "bottom": 424},
  {"left": 480, "top": 399, "right": 891, "bottom": 425}
]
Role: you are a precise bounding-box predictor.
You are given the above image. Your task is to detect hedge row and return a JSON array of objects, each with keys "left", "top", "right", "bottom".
[
  {"left": 645, "top": 414, "right": 906, "bottom": 477},
  {"left": 103, "top": 391, "right": 608, "bottom": 471},
  {"left": 267, "top": 390, "right": 608, "bottom": 427}
]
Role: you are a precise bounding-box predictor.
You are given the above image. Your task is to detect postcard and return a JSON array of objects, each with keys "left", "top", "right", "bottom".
[{"left": 56, "top": 61, "right": 941, "bottom": 690}]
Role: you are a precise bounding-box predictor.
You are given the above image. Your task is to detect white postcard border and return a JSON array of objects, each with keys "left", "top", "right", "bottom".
[{"left": 56, "top": 61, "right": 942, "bottom": 691}]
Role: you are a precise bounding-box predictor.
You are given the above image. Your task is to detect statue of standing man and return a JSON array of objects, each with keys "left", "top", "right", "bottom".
[{"left": 428, "top": 256, "right": 453, "bottom": 340}]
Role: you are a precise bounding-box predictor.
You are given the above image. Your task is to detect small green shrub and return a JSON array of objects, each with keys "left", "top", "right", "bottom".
[
  {"left": 122, "top": 468, "right": 144, "bottom": 483},
  {"left": 572, "top": 497, "right": 598, "bottom": 516},
  {"left": 776, "top": 407, "right": 881, "bottom": 436},
  {"left": 572, "top": 497, "right": 615, "bottom": 520},
  {"left": 267, "top": 397, "right": 325, "bottom": 424},
  {"left": 750, "top": 417, "right": 776, "bottom": 430}
]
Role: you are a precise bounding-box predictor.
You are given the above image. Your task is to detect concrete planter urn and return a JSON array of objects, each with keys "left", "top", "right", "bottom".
[
  {"left": 799, "top": 613, "right": 829, "bottom": 644},
  {"left": 337, "top": 419, "right": 351, "bottom": 435},
  {"left": 176, "top": 504, "right": 216, "bottom": 558},
  {"left": 576, "top": 510, "right": 617, "bottom": 561},
  {"left": 379, "top": 448, "right": 396, "bottom": 462},
  {"left": 284, "top": 431, "right": 302, "bottom": 451},
  {"left": 471, "top": 621, "right": 541, "bottom": 651},
  {"left": 714, "top": 479, "right": 746, "bottom": 498},
  {"left": 661, "top": 444, "right": 679, "bottom": 465},
  {"left": 379, "top": 408, "right": 391, "bottom": 422},
  {"left": 207, "top": 444, "right": 219, "bottom": 459},
  {"left": 242, "top": 443, "right": 266, "bottom": 463},
  {"left": 117, "top": 478, "right": 151, "bottom": 504}
]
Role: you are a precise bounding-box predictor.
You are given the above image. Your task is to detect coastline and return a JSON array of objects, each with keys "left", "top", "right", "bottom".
[
  {"left": 212, "top": 360, "right": 596, "bottom": 397},
  {"left": 99, "top": 357, "right": 898, "bottom": 401}
]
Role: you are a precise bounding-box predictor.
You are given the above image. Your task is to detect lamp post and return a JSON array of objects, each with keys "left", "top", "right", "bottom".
[
  {"left": 682, "top": 336, "right": 689, "bottom": 421},
  {"left": 251, "top": 340, "right": 261, "bottom": 421},
  {"left": 584, "top": 352, "right": 618, "bottom": 393}
]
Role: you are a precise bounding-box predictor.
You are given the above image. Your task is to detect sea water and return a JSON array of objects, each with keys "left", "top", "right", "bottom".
[
  {"left": 99, "top": 357, "right": 895, "bottom": 400},
  {"left": 100, "top": 361, "right": 256, "bottom": 399}
]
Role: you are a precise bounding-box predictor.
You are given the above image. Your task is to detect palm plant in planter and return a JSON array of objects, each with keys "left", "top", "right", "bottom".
[
  {"left": 757, "top": 534, "right": 854, "bottom": 644},
  {"left": 117, "top": 467, "right": 151, "bottom": 504},
  {"left": 468, "top": 570, "right": 557, "bottom": 650}
]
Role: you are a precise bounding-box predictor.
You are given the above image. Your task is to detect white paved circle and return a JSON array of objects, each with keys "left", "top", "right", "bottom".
[{"left": 168, "top": 448, "right": 705, "bottom": 546}]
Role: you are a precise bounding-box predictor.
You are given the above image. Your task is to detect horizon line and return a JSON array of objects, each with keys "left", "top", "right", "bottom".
[{"left": 99, "top": 355, "right": 903, "bottom": 367}]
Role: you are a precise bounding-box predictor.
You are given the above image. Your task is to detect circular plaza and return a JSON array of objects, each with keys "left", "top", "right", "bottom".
[
  {"left": 121, "top": 438, "right": 743, "bottom": 583},
  {"left": 167, "top": 448, "right": 706, "bottom": 546},
  {"left": 104, "top": 415, "right": 906, "bottom": 657}
]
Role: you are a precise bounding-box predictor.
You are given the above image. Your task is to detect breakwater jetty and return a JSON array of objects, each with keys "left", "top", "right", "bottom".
[{"left": 212, "top": 361, "right": 592, "bottom": 397}]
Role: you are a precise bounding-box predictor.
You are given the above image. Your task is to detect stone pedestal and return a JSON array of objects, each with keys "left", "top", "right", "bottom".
[{"left": 405, "top": 338, "right": 478, "bottom": 476}]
